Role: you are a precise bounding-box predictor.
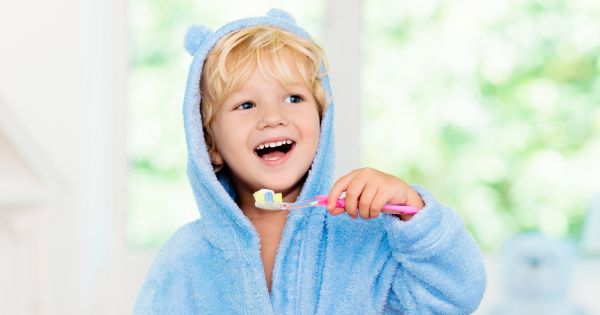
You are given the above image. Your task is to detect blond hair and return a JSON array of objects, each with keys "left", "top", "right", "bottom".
[{"left": 200, "top": 26, "right": 328, "bottom": 171}]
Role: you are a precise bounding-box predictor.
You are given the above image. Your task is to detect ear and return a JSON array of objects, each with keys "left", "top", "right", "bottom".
[
  {"left": 184, "top": 24, "right": 213, "bottom": 56},
  {"left": 209, "top": 149, "right": 224, "bottom": 170}
]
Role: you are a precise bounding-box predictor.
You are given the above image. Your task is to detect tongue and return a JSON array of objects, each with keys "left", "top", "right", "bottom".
[{"left": 262, "top": 151, "right": 286, "bottom": 160}]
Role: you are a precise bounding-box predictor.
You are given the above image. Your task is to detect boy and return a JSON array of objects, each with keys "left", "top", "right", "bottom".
[{"left": 134, "top": 9, "right": 486, "bottom": 314}]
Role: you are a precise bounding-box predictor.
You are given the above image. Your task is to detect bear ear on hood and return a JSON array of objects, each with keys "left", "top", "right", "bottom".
[
  {"left": 266, "top": 8, "right": 297, "bottom": 24},
  {"left": 183, "top": 9, "right": 296, "bottom": 57},
  {"left": 184, "top": 24, "right": 213, "bottom": 56}
]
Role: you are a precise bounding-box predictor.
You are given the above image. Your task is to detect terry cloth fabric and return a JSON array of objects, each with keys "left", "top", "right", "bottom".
[{"left": 133, "top": 8, "right": 486, "bottom": 315}]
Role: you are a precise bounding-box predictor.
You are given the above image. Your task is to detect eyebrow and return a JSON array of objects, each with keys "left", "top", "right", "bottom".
[{"left": 282, "top": 82, "right": 311, "bottom": 91}]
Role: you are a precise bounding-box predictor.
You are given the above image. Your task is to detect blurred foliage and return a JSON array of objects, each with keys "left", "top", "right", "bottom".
[{"left": 363, "top": 0, "right": 600, "bottom": 249}]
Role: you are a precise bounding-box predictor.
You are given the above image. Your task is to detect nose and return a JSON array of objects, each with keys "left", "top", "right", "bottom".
[{"left": 257, "top": 102, "right": 289, "bottom": 129}]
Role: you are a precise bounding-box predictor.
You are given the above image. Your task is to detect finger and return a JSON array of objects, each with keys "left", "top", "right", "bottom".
[
  {"left": 388, "top": 188, "right": 409, "bottom": 206},
  {"left": 369, "top": 189, "right": 390, "bottom": 219},
  {"left": 358, "top": 185, "right": 378, "bottom": 219},
  {"left": 327, "top": 171, "right": 355, "bottom": 211},
  {"left": 344, "top": 178, "right": 366, "bottom": 219},
  {"left": 332, "top": 207, "right": 345, "bottom": 216}
]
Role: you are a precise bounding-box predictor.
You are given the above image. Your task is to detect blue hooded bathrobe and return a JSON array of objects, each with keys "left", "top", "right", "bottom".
[{"left": 133, "top": 9, "right": 486, "bottom": 315}]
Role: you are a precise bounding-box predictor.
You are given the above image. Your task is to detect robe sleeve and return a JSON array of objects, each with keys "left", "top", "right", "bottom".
[{"left": 382, "top": 185, "right": 487, "bottom": 314}]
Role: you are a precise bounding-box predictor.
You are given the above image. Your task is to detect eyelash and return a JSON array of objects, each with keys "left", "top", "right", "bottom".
[
  {"left": 234, "top": 95, "right": 304, "bottom": 110},
  {"left": 235, "top": 102, "right": 255, "bottom": 110},
  {"left": 285, "top": 94, "right": 304, "bottom": 103}
]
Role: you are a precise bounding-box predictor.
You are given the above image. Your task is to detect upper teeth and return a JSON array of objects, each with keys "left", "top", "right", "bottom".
[{"left": 256, "top": 140, "right": 293, "bottom": 150}]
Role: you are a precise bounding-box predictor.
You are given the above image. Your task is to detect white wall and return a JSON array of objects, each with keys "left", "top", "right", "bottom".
[
  {"left": 324, "top": 0, "right": 363, "bottom": 178},
  {"left": 1, "top": 0, "right": 86, "bottom": 314},
  {"left": 0, "top": 0, "right": 143, "bottom": 314}
]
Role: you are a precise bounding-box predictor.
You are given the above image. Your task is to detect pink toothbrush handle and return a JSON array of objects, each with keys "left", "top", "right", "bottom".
[{"left": 315, "top": 195, "right": 419, "bottom": 215}]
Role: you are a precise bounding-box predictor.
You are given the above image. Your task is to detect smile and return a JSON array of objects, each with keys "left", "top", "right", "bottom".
[{"left": 254, "top": 139, "right": 296, "bottom": 164}]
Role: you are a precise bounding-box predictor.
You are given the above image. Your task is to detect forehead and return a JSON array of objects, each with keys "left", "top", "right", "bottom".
[
  {"left": 227, "top": 51, "right": 312, "bottom": 92},
  {"left": 225, "top": 70, "right": 310, "bottom": 103}
]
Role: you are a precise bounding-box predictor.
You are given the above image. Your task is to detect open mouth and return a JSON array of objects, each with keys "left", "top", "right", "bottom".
[{"left": 254, "top": 140, "right": 295, "bottom": 161}]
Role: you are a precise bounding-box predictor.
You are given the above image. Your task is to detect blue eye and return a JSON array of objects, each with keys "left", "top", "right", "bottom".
[
  {"left": 236, "top": 102, "right": 255, "bottom": 110},
  {"left": 285, "top": 95, "right": 304, "bottom": 103}
]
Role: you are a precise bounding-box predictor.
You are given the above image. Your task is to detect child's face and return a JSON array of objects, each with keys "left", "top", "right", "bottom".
[{"left": 210, "top": 56, "right": 321, "bottom": 199}]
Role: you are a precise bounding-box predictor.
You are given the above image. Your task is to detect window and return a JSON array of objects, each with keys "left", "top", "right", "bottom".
[{"left": 362, "top": 0, "right": 600, "bottom": 249}]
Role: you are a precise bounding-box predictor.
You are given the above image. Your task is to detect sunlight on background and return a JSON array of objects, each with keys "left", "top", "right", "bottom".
[
  {"left": 362, "top": 0, "right": 600, "bottom": 250},
  {"left": 128, "top": 0, "right": 600, "bottom": 250}
]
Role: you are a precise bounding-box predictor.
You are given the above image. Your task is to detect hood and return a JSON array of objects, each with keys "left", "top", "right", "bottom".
[{"left": 182, "top": 8, "right": 336, "bottom": 234}]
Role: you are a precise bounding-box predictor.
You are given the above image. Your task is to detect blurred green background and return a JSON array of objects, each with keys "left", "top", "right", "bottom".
[{"left": 127, "top": 0, "right": 600, "bottom": 250}]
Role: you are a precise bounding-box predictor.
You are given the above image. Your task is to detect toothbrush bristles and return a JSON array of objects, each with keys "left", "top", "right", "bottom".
[{"left": 252, "top": 188, "right": 322, "bottom": 210}]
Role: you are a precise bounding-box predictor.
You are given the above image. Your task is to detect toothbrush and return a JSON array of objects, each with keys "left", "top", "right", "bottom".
[{"left": 253, "top": 189, "right": 419, "bottom": 215}]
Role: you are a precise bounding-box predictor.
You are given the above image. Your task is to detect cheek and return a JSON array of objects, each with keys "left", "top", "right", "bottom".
[
  {"left": 310, "top": 109, "right": 321, "bottom": 139},
  {"left": 211, "top": 121, "right": 240, "bottom": 156},
  {"left": 310, "top": 121, "right": 320, "bottom": 144},
  {"left": 302, "top": 114, "right": 321, "bottom": 151},
  {"left": 216, "top": 130, "right": 242, "bottom": 151}
]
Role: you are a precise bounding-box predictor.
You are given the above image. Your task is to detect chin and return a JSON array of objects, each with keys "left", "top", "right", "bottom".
[
  {"left": 259, "top": 173, "right": 307, "bottom": 194},
  {"left": 260, "top": 181, "right": 298, "bottom": 193}
]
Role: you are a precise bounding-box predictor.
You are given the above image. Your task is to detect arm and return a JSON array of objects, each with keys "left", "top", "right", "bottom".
[{"left": 382, "top": 185, "right": 486, "bottom": 314}]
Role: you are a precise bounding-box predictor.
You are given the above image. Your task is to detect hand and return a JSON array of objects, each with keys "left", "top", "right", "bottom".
[{"left": 326, "top": 167, "right": 424, "bottom": 221}]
